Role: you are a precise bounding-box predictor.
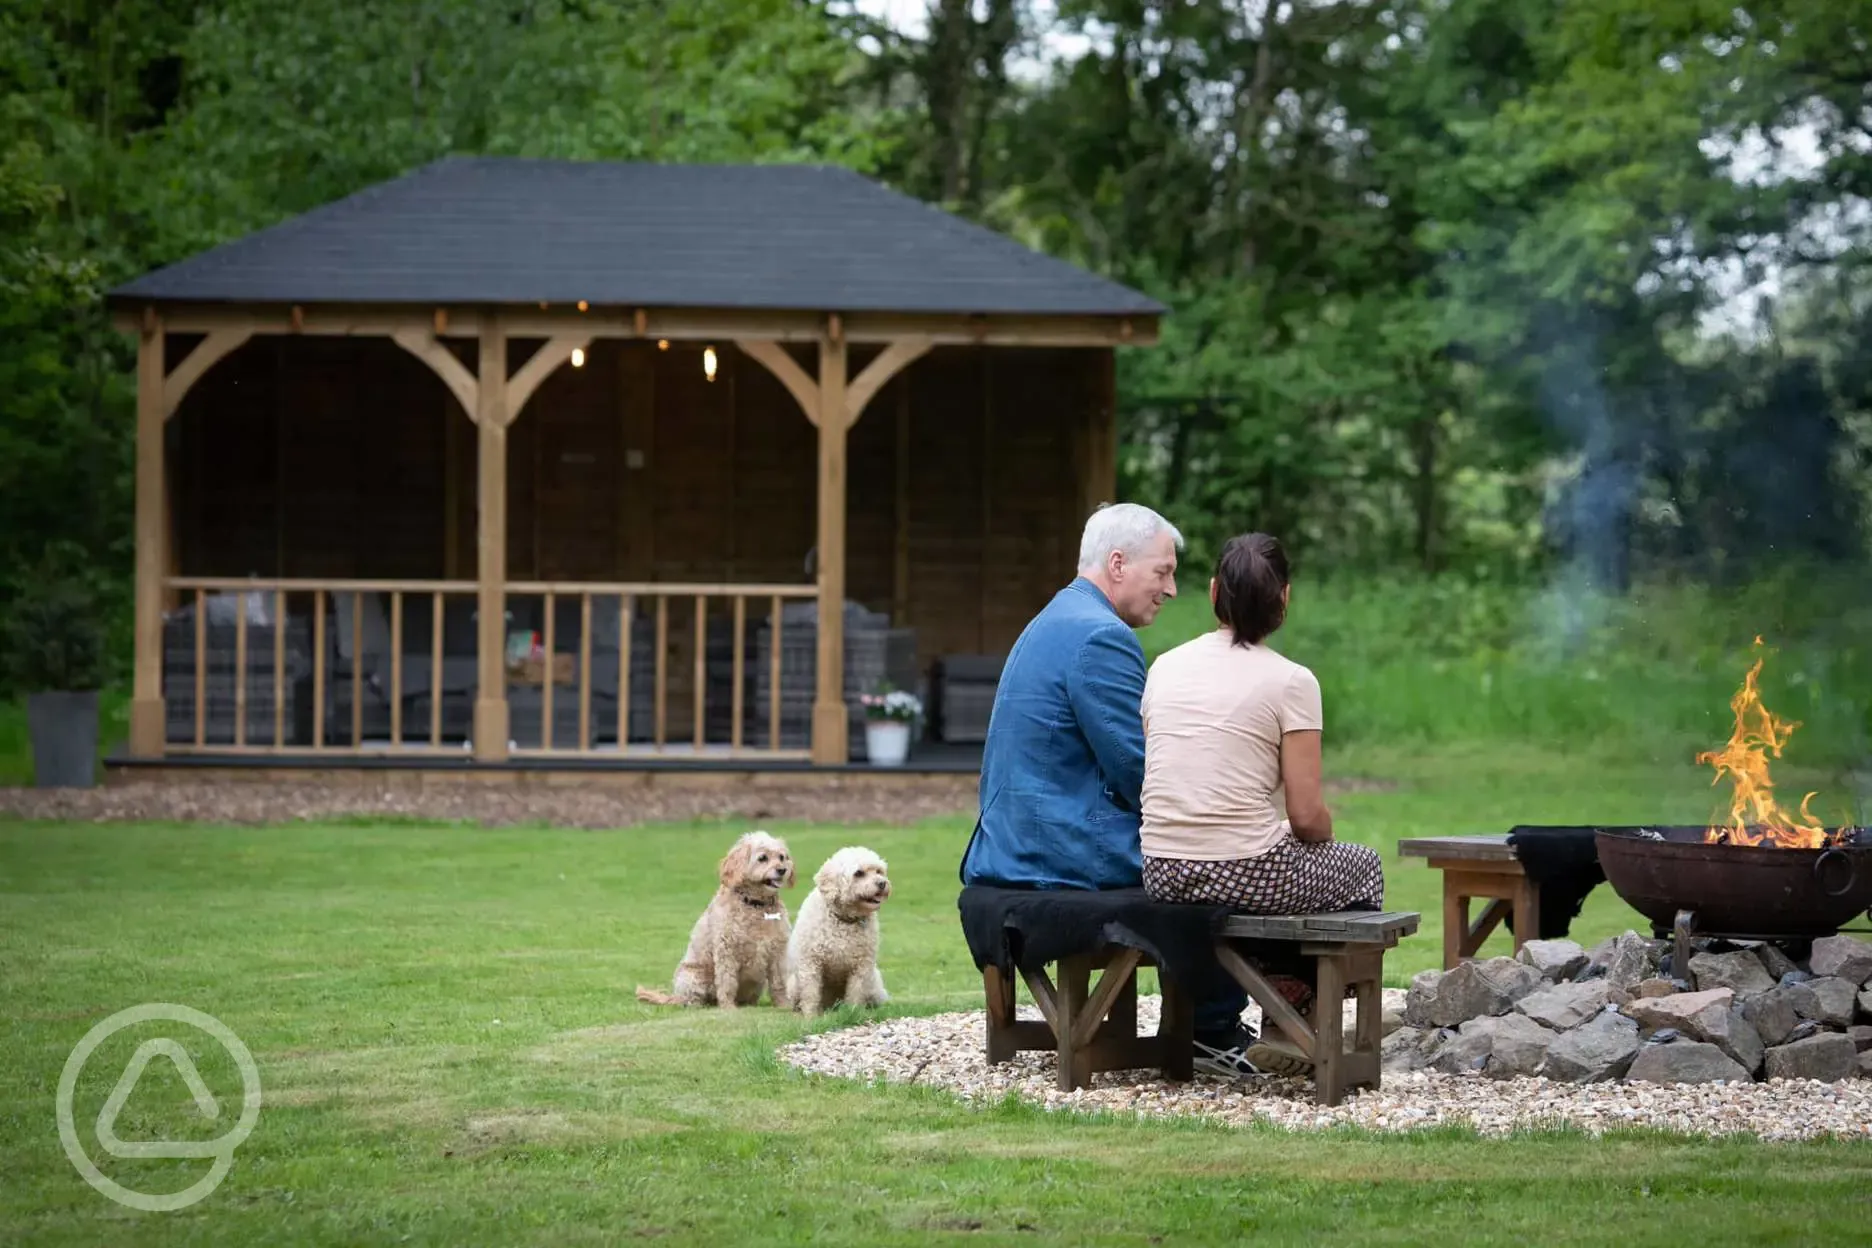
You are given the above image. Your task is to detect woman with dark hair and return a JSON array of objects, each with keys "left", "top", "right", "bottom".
[{"left": 1139, "top": 533, "right": 1383, "bottom": 919}]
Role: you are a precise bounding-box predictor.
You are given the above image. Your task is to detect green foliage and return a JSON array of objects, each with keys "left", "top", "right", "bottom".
[
  {"left": 1142, "top": 567, "right": 1872, "bottom": 784},
  {"left": 0, "top": 546, "right": 112, "bottom": 693}
]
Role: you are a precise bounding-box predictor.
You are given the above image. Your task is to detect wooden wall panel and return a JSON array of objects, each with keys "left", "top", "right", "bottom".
[
  {"left": 845, "top": 345, "right": 898, "bottom": 613},
  {"left": 729, "top": 344, "right": 816, "bottom": 583},
  {"left": 903, "top": 347, "right": 988, "bottom": 663},
  {"left": 518, "top": 340, "right": 622, "bottom": 580}
]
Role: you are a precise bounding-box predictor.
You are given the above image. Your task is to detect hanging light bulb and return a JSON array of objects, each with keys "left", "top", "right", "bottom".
[
  {"left": 657, "top": 338, "right": 669, "bottom": 351},
  {"left": 703, "top": 346, "right": 718, "bottom": 382},
  {"left": 570, "top": 347, "right": 586, "bottom": 368}
]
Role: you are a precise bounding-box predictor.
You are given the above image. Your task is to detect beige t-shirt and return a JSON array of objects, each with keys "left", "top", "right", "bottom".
[{"left": 1139, "top": 629, "right": 1323, "bottom": 861}]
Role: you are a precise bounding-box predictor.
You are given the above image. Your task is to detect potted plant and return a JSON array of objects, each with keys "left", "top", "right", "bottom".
[
  {"left": 2, "top": 573, "right": 109, "bottom": 788},
  {"left": 858, "top": 683, "right": 921, "bottom": 767}
]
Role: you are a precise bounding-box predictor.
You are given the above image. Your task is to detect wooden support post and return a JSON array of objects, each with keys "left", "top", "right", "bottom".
[
  {"left": 130, "top": 321, "right": 168, "bottom": 756},
  {"left": 1084, "top": 346, "right": 1118, "bottom": 515},
  {"left": 812, "top": 334, "right": 850, "bottom": 765},
  {"left": 474, "top": 319, "right": 511, "bottom": 761}
]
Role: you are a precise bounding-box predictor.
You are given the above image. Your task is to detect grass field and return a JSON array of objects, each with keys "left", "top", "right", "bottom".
[{"left": 6, "top": 742, "right": 1872, "bottom": 1245}]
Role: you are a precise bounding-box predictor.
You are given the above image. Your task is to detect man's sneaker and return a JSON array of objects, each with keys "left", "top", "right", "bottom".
[
  {"left": 1192, "top": 1025, "right": 1265, "bottom": 1080},
  {"left": 1242, "top": 1037, "right": 1314, "bottom": 1078}
]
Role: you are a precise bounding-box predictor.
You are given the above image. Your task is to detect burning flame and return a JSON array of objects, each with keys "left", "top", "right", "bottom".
[{"left": 1696, "top": 637, "right": 1830, "bottom": 848}]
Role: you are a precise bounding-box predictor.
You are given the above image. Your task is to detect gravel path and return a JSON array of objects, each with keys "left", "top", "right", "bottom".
[
  {"left": 0, "top": 775, "right": 979, "bottom": 829},
  {"left": 778, "top": 995, "right": 1872, "bottom": 1141}
]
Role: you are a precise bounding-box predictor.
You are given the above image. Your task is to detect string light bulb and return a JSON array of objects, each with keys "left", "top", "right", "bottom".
[
  {"left": 570, "top": 347, "right": 586, "bottom": 368},
  {"left": 657, "top": 339, "right": 669, "bottom": 351},
  {"left": 703, "top": 346, "right": 718, "bottom": 382}
]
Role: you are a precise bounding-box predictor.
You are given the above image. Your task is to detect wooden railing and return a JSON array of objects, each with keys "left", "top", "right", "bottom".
[
  {"left": 158, "top": 576, "right": 818, "bottom": 760},
  {"left": 503, "top": 581, "right": 818, "bottom": 759}
]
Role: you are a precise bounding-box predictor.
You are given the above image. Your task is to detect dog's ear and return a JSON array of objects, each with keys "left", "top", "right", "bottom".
[
  {"left": 814, "top": 857, "right": 840, "bottom": 894},
  {"left": 718, "top": 836, "right": 753, "bottom": 887}
]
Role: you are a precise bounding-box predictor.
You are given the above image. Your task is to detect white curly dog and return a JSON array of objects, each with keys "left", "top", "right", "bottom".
[
  {"left": 635, "top": 830, "right": 796, "bottom": 1009},
  {"left": 785, "top": 846, "right": 892, "bottom": 1016}
]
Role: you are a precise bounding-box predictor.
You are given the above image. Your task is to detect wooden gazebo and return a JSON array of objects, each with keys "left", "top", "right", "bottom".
[{"left": 107, "top": 157, "right": 1161, "bottom": 771}]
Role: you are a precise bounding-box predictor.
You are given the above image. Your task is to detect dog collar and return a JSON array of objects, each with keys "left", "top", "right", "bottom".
[
  {"left": 740, "top": 894, "right": 784, "bottom": 920},
  {"left": 834, "top": 910, "right": 873, "bottom": 925}
]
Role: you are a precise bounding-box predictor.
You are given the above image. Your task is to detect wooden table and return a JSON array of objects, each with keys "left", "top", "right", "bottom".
[{"left": 1396, "top": 835, "right": 1539, "bottom": 970}]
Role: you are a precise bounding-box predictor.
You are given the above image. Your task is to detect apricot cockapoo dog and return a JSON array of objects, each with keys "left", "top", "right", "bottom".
[
  {"left": 784, "top": 846, "right": 891, "bottom": 1016},
  {"left": 635, "top": 831, "right": 795, "bottom": 1009}
]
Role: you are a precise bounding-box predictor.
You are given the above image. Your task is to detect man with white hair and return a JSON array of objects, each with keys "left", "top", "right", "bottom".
[{"left": 959, "top": 503, "right": 1259, "bottom": 1077}]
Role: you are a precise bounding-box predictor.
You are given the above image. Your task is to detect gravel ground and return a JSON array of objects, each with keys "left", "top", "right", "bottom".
[
  {"left": 0, "top": 775, "right": 980, "bottom": 829},
  {"left": 778, "top": 995, "right": 1872, "bottom": 1141}
]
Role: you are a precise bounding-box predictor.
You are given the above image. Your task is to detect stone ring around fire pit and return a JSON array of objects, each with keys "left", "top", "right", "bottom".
[{"left": 1390, "top": 929, "right": 1872, "bottom": 1088}]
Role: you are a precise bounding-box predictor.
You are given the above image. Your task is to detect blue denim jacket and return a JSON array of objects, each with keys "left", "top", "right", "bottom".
[{"left": 959, "top": 577, "right": 1147, "bottom": 890}]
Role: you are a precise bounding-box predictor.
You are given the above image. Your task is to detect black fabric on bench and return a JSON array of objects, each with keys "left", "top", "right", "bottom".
[
  {"left": 1504, "top": 826, "right": 1606, "bottom": 939},
  {"left": 959, "top": 886, "right": 1253, "bottom": 1001}
]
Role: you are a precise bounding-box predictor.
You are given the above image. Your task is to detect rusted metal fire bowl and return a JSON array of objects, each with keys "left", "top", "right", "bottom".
[{"left": 1594, "top": 825, "right": 1872, "bottom": 938}]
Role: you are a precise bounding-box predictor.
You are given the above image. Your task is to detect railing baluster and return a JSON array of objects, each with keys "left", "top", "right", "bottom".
[
  {"left": 351, "top": 590, "right": 363, "bottom": 747},
  {"left": 655, "top": 595, "right": 668, "bottom": 750},
  {"left": 431, "top": 592, "right": 444, "bottom": 748},
  {"left": 273, "top": 589, "right": 285, "bottom": 749},
  {"left": 390, "top": 591, "right": 403, "bottom": 747},
  {"left": 234, "top": 598, "right": 248, "bottom": 748},
  {"left": 312, "top": 589, "right": 326, "bottom": 750},
  {"left": 579, "top": 593, "right": 592, "bottom": 753},
  {"left": 732, "top": 594, "right": 746, "bottom": 753},
  {"left": 693, "top": 594, "right": 706, "bottom": 751},
  {"left": 769, "top": 594, "right": 782, "bottom": 751},
  {"left": 617, "top": 594, "right": 633, "bottom": 752},
  {"left": 542, "top": 590, "right": 556, "bottom": 751},
  {"left": 194, "top": 588, "right": 206, "bottom": 748}
]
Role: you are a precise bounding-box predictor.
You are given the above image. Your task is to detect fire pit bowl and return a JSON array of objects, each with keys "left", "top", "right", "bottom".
[{"left": 1594, "top": 825, "right": 1872, "bottom": 938}]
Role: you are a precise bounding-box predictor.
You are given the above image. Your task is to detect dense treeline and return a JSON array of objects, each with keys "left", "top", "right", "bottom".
[{"left": 3, "top": 0, "right": 1868, "bottom": 695}]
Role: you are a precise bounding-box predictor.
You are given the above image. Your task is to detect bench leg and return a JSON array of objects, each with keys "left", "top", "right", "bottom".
[
  {"left": 1159, "top": 974, "right": 1195, "bottom": 1082},
  {"left": 1314, "top": 953, "right": 1347, "bottom": 1106},
  {"left": 1055, "top": 957, "right": 1093, "bottom": 1092},
  {"left": 984, "top": 965, "right": 1017, "bottom": 1065}
]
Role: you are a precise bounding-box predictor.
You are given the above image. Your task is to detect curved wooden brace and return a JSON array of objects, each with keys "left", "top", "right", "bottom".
[
  {"left": 735, "top": 339, "right": 821, "bottom": 426},
  {"left": 505, "top": 335, "right": 591, "bottom": 426},
  {"left": 846, "top": 337, "right": 932, "bottom": 427},
  {"left": 162, "top": 330, "right": 253, "bottom": 421},
  {"left": 392, "top": 327, "right": 479, "bottom": 421}
]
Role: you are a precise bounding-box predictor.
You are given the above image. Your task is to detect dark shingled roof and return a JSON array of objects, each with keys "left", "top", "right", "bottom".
[{"left": 110, "top": 156, "right": 1164, "bottom": 317}]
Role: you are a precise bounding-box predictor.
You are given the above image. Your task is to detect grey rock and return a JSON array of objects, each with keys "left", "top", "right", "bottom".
[
  {"left": 1741, "top": 986, "right": 1802, "bottom": 1047},
  {"left": 1515, "top": 980, "right": 1620, "bottom": 1032},
  {"left": 1380, "top": 1025, "right": 1445, "bottom": 1074},
  {"left": 1403, "top": 969, "right": 1444, "bottom": 1029},
  {"left": 1860, "top": 986, "right": 1872, "bottom": 1021},
  {"left": 1709, "top": 1006, "right": 1766, "bottom": 1075},
  {"left": 1625, "top": 1041, "right": 1752, "bottom": 1085},
  {"left": 1788, "top": 976, "right": 1859, "bottom": 1027},
  {"left": 1780, "top": 970, "right": 1813, "bottom": 986},
  {"left": 1689, "top": 949, "right": 1777, "bottom": 1000},
  {"left": 1754, "top": 942, "right": 1801, "bottom": 982},
  {"left": 1540, "top": 1011, "right": 1642, "bottom": 1083},
  {"left": 1423, "top": 957, "right": 1544, "bottom": 1027},
  {"left": 1626, "top": 987, "right": 1736, "bottom": 1037},
  {"left": 1434, "top": 1013, "right": 1555, "bottom": 1079},
  {"left": 1806, "top": 935, "right": 1872, "bottom": 986},
  {"left": 1517, "top": 939, "right": 1589, "bottom": 982},
  {"left": 1764, "top": 1032, "right": 1859, "bottom": 1083},
  {"left": 1589, "top": 932, "right": 1657, "bottom": 991},
  {"left": 1845, "top": 1024, "right": 1872, "bottom": 1053},
  {"left": 1648, "top": 1027, "right": 1685, "bottom": 1045},
  {"left": 1381, "top": 988, "right": 1408, "bottom": 1037},
  {"left": 1633, "top": 977, "right": 1678, "bottom": 1000},
  {"left": 1787, "top": 1019, "right": 1822, "bottom": 1044},
  {"left": 1860, "top": 1050, "right": 1872, "bottom": 1080}
]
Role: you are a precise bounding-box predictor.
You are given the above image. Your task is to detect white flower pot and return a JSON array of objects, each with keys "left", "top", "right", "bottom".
[{"left": 864, "top": 719, "right": 911, "bottom": 767}]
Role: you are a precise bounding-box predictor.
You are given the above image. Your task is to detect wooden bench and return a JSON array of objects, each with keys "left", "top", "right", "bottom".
[
  {"left": 981, "top": 908, "right": 1420, "bottom": 1107},
  {"left": 1397, "top": 835, "right": 1538, "bottom": 970}
]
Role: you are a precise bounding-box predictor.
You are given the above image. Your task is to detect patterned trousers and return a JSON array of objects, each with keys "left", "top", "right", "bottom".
[{"left": 1143, "top": 833, "right": 1384, "bottom": 914}]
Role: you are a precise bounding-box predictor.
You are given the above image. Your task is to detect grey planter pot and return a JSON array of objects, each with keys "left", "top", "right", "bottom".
[{"left": 27, "top": 690, "right": 99, "bottom": 788}]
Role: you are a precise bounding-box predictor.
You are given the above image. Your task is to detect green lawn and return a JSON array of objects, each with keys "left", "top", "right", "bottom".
[{"left": 4, "top": 743, "right": 1870, "bottom": 1245}]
